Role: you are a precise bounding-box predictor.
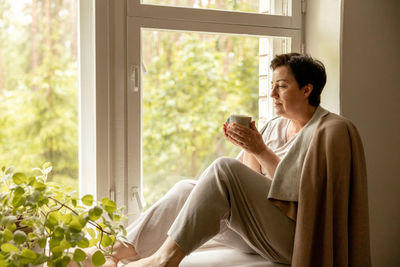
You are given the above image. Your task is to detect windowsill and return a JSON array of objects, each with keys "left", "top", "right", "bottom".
[{"left": 180, "top": 242, "right": 289, "bottom": 267}]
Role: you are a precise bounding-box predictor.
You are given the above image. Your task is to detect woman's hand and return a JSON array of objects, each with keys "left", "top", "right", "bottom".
[{"left": 223, "top": 121, "right": 267, "bottom": 156}]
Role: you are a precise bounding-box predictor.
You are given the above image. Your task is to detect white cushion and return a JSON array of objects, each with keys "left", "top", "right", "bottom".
[{"left": 180, "top": 245, "right": 290, "bottom": 267}]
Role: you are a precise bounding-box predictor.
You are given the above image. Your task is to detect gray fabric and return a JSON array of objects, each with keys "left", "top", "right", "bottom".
[
  {"left": 268, "top": 106, "right": 329, "bottom": 202},
  {"left": 124, "top": 180, "right": 197, "bottom": 259},
  {"left": 124, "top": 179, "right": 257, "bottom": 260},
  {"left": 259, "top": 117, "right": 298, "bottom": 177},
  {"left": 168, "top": 157, "right": 295, "bottom": 264},
  {"left": 125, "top": 158, "right": 296, "bottom": 264}
]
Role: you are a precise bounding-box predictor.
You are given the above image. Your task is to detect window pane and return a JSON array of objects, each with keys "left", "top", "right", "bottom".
[
  {"left": 142, "top": 0, "right": 292, "bottom": 16},
  {"left": 0, "top": 0, "right": 78, "bottom": 190},
  {"left": 141, "top": 29, "right": 289, "bottom": 207}
]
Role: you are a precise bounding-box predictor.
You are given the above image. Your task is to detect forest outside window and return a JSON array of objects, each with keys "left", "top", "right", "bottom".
[
  {"left": 0, "top": 0, "right": 79, "bottom": 191},
  {"left": 141, "top": 30, "right": 291, "bottom": 207}
]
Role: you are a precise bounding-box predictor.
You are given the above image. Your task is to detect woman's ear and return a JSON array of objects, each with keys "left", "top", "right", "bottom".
[{"left": 303, "top": 84, "right": 313, "bottom": 98}]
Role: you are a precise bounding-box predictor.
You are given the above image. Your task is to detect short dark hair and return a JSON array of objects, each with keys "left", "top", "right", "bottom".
[{"left": 270, "top": 53, "right": 326, "bottom": 107}]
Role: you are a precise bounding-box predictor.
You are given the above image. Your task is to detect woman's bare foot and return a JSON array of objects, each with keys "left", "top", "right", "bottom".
[
  {"left": 124, "top": 255, "right": 163, "bottom": 267},
  {"left": 125, "top": 238, "right": 185, "bottom": 267}
]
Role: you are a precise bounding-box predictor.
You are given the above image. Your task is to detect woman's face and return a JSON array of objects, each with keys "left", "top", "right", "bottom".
[{"left": 270, "top": 66, "right": 310, "bottom": 118}]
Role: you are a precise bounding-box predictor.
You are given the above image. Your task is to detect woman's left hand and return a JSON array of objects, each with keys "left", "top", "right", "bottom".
[{"left": 226, "top": 121, "right": 267, "bottom": 155}]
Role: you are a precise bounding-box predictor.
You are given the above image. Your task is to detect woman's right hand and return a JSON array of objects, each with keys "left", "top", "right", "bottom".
[{"left": 223, "top": 121, "right": 234, "bottom": 144}]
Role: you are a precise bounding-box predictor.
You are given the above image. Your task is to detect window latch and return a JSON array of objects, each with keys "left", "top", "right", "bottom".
[
  {"left": 301, "top": 0, "right": 306, "bottom": 14},
  {"left": 131, "top": 186, "right": 146, "bottom": 212},
  {"left": 129, "top": 65, "right": 139, "bottom": 92}
]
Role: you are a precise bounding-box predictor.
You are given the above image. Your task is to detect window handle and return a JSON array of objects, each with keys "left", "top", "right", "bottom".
[
  {"left": 129, "top": 65, "right": 139, "bottom": 92},
  {"left": 131, "top": 186, "right": 146, "bottom": 212}
]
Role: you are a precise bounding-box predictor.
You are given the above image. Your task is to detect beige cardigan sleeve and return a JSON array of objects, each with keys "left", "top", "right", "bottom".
[{"left": 291, "top": 113, "right": 371, "bottom": 267}]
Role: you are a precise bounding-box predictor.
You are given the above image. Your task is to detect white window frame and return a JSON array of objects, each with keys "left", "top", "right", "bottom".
[
  {"left": 126, "top": 0, "right": 302, "bottom": 222},
  {"left": 78, "top": 0, "right": 111, "bottom": 200},
  {"left": 78, "top": 0, "right": 302, "bottom": 224}
]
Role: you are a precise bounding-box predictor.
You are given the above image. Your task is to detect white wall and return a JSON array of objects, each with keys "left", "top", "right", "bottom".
[
  {"left": 304, "top": 0, "right": 341, "bottom": 114},
  {"left": 306, "top": 0, "right": 400, "bottom": 266},
  {"left": 341, "top": 0, "right": 400, "bottom": 266}
]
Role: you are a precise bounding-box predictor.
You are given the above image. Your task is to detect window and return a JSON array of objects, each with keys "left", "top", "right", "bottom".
[
  {"left": 141, "top": 30, "right": 290, "bottom": 207},
  {"left": 127, "top": 0, "right": 301, "bottom": 221},
  {"left": 0, "top": 0, "right": 78, "bottom": 191}
]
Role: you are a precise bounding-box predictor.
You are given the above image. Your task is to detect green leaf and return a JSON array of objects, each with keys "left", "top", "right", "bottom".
[
  {"left": 33, "top": 254, "right": 48, "bottom": 265},
  {"left": 5, "top": 166, "right": 14, "bottom": 175},
  {"left": 27, "top": 190, "right": 41, "bottom": 203},
  {"left": 12, "top": 172, "right": 27, "bottom": 185},
  {"left": 60, "top": 239, "right": 72, "bottom": 250},
  {"left": 88, "top": 206, "right": 103, "bottom": 221},
  {"left": 43, "top": 162, "right": 52, "bottom": 169},
  {"left": 33, "top": 181, "right": 47, "bottom": 191},
  {"left": 101, "top": 198, "right": 117, "bottom": 213},
  {"left": 62, "top": 255, "right": 72, "bottom": 266},
  {"left": 1, "top": 215, "right": 17, "bottom": 226},
  {"left": 1, "top": 243, "right": 18, "bottom": 253},
  {"left": 28, "top": 176, "right": 36, "bottom": 185},
  {"left": 38, "top": 237, "right": 47, "bottom": 248},
  {"left": 47, "top": 212, "right": 60, "bottom": 228},
  {"left": 62, "top": 213, "right": 73, "bottom": 224},
  {"left": 21, "top": 248, "right": 37, "bottom": 260},
  {"left": 12, "top": 195, "right": 26, "bottom": 207},
  {"left": 100, "top": 235, "right": 113, "bottom": 247},
  {"left": 87, "top": 228, "right": 96, "bottom": 238},
  {"left": 3, "top": 229, "right": 13, "bottom": 241},
  {"left": 81, "top": 195, "right": 93, "bottom": 206},
  {"left": 73, "top": 248, "right": 87, "bottom": 262},
  {"left": 50, "top": 245, "right": 64, "bottom": 253},
  {"left": 32, "top": 254, "right": 48, "bottom": 266},
  {"left": 77, "top": 237, "right": 89, "bottom": 248},
  {"left": 38, "top": 195, "right": 49, "bottom": 206},
  {"left": 68, "top": 216, "right": 85, "bottom": 233},
  {"left": 13, "top": 186, "right": 25, "bottom": 196},
  {"left": 13, "top": 230, "right": 27, "bottom": 244},
  {"left": 6, "top": 223, "right": 16, "bottom": 232},
  {"left": 0, "top": 192, "right": 7, "bottom": 202},
  {"left": 54, "top": 226, "right": 65, "bottom": 238},
  {"left": 91, "top": 250, "right": 106, "bottom": 266},
  {"left": 89, "top": 238, "right": 98, "bottom": 247}
]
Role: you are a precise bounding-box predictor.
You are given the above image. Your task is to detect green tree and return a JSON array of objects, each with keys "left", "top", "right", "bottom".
[
  {"left": 0, "top": 0, "right": 78, "bottom": 188},
  {"left": 142, "top": 31, "right": 259, "bottom": 206}
]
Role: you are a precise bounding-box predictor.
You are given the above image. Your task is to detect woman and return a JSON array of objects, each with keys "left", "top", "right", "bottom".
[{"left": 71, "top": 53, "right": 330, "bottom": 266}]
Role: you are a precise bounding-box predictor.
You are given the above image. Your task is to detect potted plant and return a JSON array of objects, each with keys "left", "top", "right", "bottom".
[{"left": 0, "top": 163, "right": 127, "bottom": 267}]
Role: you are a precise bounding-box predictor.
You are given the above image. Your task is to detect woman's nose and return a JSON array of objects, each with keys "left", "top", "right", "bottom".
[{"left": 270, "top": 86, "right": 278, "bottom": 98}]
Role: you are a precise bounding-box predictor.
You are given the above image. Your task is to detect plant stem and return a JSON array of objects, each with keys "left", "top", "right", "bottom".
[{"left": 48, "top": 196, "right": 112, "bottom": 235}]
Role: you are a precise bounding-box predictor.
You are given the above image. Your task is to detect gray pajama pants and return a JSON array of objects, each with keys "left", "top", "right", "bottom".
[{"left": 125, "top": 157, "right": 295, "bottom": 264}]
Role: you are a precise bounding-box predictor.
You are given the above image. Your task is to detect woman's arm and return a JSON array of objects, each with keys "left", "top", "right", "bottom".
[
  {"left": 242, "top": 151, "right": 261, "bottom": 173},
  {"left": 252, "top": 147, "right": 280, "bottom": 179}
]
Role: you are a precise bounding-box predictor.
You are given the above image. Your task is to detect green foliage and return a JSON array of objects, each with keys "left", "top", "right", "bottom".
[
  {"left": 142, "top": 31, "right": 259, "bottom": 206},
  {"left": 0, "top": 163, "right": 128, "bottom": 267},
  {"left": 0, "top": 0, "right": 79, "bottom": 191},
  {"left": 1, "top": 0, "right": 261, "bottom": 215}
]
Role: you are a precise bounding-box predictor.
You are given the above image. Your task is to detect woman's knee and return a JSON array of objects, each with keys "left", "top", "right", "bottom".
[
  {"left": 199, "top": 157, "right": 243, "bottom": 184},
  {"left": 169, "top": 179, "right": 196, "bottom": 199},
  {"left": 213, "top": 157, "right": 243, "bottom": 173},
  {"left": 213, "top": 156, "right": 239, "bottom": 166}
]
